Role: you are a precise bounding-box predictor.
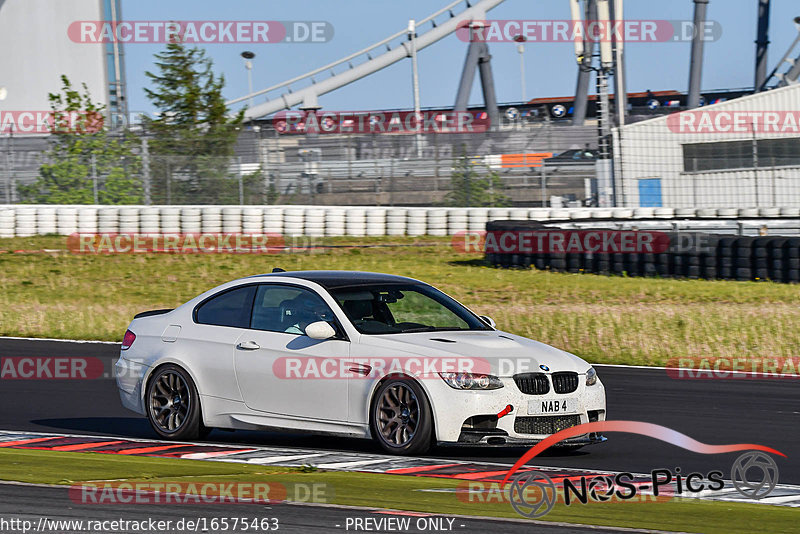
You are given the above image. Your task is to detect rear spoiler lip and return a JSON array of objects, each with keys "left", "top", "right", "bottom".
[{"left": 133, "top": 309, "right": 174, "bottom": 319}]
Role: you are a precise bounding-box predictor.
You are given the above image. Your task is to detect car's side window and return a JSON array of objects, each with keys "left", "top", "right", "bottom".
[
  {"left": 251, "top": 284, "right": 338, "bottom": 335},
  {"left": 195, "top": 285, "right": 257, "bottom": 328}
]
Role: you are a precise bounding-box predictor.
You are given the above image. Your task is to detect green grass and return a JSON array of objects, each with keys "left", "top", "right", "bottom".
[
  {"left": 1, "top": 235, "right": 798, "bottom": 366},
  {"left": 0, "top": 448, "right": 795, "bottom": 533}
]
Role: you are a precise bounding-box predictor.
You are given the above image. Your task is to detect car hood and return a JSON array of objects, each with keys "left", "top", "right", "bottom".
[{"left": 355, "top": 330, "right": 589, "bottom": 377}]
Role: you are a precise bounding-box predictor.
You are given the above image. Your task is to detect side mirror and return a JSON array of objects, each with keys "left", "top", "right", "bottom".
[
  {"left": 305, "top": 321, "right": 337, "bottom": 340},
  {"left": 479, "top": 315, "right": 496, "bottom": 329}
]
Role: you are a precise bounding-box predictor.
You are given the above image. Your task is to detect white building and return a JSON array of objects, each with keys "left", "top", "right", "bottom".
[
  {"left": 0, "top": 0, "right": 126, "bottom": 126},
  {"left": 614, "top": 84, "right": 800, "bottom": 208}
]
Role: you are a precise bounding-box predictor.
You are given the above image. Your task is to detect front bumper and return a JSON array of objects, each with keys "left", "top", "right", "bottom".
[
  {"left": 426, "top": 375, "right": 607, "bottom": 445},
  {"left": 452, "top": 430, "right": 607, "bottom": 447}
]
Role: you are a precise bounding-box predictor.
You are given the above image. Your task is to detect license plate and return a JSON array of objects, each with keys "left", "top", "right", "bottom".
[{"left": 528, "top": 398, "right": 577, "bottom": 415}]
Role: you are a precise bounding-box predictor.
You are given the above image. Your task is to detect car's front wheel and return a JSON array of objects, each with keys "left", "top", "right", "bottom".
[
  {"left": 146, "top": 364, "right": 204, "bottom": 441},
  {"left": 370, "top": 378, "right": 433, "bottom": 455}
]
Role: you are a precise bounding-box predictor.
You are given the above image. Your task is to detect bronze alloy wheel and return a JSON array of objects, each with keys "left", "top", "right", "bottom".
[{"left": 371, "top": 378, "right": 432, "bottom": 455}]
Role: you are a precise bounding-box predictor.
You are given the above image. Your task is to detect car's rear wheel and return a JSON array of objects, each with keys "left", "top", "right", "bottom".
[
  {"left": 370, "top": 378, "right": 432, "bottom": 455},
  {"left": 146, "top": 364, "right": 203, "bottom": 441}
]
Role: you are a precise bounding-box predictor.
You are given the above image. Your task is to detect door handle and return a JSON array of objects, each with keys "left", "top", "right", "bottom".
[{"left": 236, "top": 341, "right": 261, "bottom": 350}]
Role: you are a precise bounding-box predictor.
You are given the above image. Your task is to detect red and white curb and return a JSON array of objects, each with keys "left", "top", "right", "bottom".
[{"left": 0, "top": 430, "right": 797, "bottom": 507}]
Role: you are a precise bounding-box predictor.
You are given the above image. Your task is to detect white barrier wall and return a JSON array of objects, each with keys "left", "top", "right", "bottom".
[{"left": 1, "top": 205, "right": 800, "bottom": 238}]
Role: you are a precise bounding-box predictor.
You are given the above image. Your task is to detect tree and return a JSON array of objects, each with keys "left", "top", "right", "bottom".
[
  {"left": 143, "top": 42, "right": 244, "bottom": 204},
  {"left": 18, "top": 76, "right": 143, "bottom": 204},
  {"left": 444, "top": 152, "right": 511, "bottom": 207}
]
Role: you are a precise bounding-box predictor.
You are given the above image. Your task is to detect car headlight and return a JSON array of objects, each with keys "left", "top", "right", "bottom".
[
  {"left": 438, "top": 372, "right": 504, "bottom": 390},
  {"left": 586, "top": 367, "right": 598, "bottom": 386}
]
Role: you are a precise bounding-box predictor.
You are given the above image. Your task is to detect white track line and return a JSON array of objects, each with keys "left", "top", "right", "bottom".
[
  {"left": 243, "top": 453, "right": 330, "bottom": 464},
  {"left": 0, "top": 336, "right": 119, "bottom": 345},
  {"left": 316, "top": 458, "right": 397, "bottom": 469}
]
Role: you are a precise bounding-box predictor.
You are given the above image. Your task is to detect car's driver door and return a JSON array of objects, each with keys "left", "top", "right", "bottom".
[{"left": 233, "top": 283, "right": 349, "bottom": 421}]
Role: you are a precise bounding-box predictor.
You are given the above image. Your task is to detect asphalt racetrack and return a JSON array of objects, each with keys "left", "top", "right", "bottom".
[
  {"left": 0, "top": 337, "right": 797, "bottom": 484},
  {"left": 0, "top": 483, "right": 612, "bottom": 534}
]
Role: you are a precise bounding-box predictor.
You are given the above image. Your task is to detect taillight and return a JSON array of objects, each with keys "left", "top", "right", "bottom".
[{"left": 121, "top": 330, "right": 136, "bottom": 350}]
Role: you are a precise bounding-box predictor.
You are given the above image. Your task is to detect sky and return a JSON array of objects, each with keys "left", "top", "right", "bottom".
[{"left": 120, "top": 0, "right": 800, "bottom": 116}]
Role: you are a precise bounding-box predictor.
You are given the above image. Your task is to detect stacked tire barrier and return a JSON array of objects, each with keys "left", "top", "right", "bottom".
[
  {"left": 485, "top": 220, "right": 800, "bottom": 283},
  {"left": 2, "top": 205, "right": 800, "bottom": 239}
]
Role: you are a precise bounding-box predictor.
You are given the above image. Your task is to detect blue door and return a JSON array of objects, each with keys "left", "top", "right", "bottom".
[{"left": 638, "top": 179, "right": 663, "bottom": 207}]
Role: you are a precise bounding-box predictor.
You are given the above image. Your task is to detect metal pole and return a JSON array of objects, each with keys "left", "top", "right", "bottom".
[
  {"left": 108, "top": 0, "right": 125, "bottom": 121},
  {"left": 477, "top": 43, "right": 500, "bottom": 131},
  {"left": 753, "top": 121, "right": 760, "bottom": 207},
  {"left": 755, "top": 0, "right": 771, "bottom": 91},
  {"left": 433, "top": 133, "right": 439, "bottom": 190},
  {"left": 610, "top": 0, "right": 627, "bottom": 126},
  {"left": 517, "top": 42, "right": 527, "bottom": 101},
  {"left": 237, "top": 156, "right": 244, "bottom": 205},
  {"left": 454, "top": 41, "right": 482, "bottom": 112},
  {"left": 247, "top": 65, "right": 254, "bottom": 109},
  {"left": 409, "top": 20, "right": 422, "bottom": 158},
  {"left": 241, "top": 51, "right": 256, "bottom": 109},
  {"left": 141, "top": 137, "right": 151, "bottom": 205},
  {"left": 573, "top": 0, "right": 598, "bottom": 126},
  {"left": 540, "top": 166, "right": 547, "bottom": 207},
  {"left": 596, "top": 68, "right": 614, "bottom": 207},
  {"left": 166, "top": 159, "right": 171, "bottom": 205},
  {"left": 91, "top": 154, "right": 98, "bottom": 204},
  {"left": 771, "top": 157, "right": 777, "bottom": 207},
  {"left": 688, "top": 0, "right": 710, "bottom": 109},
  {"left": 4, "top": 131, "right": 11, "bottom": 204}
]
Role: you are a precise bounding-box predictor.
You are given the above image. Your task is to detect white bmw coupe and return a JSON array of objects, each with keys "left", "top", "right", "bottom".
[{"left": 116, "top": 271, "right": 606, "bottom": 455}]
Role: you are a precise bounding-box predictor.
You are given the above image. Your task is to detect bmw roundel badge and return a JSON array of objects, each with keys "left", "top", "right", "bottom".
[{"left": 539, "top": 364, "right": 550, "bottom": 372}]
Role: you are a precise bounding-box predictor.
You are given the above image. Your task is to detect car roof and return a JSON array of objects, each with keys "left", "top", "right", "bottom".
[{"left": 247, "top": 270, "right": 424, "bottom": 289}]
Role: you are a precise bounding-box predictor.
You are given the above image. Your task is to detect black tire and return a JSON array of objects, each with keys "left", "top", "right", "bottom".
[
  {"left": 145, "top": 364, "right": 203, "bottom": 441},
  {"left": 370, "top": 378, "right": 433, "bottom": 455},
  {"left": 550, "top": 259, "right": 567, "bottom": 272}
]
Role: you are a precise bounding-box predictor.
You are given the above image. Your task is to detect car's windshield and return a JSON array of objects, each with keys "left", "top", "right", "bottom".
[{"left": 330, "top": 284, "right": 490, "bottom": 335}]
